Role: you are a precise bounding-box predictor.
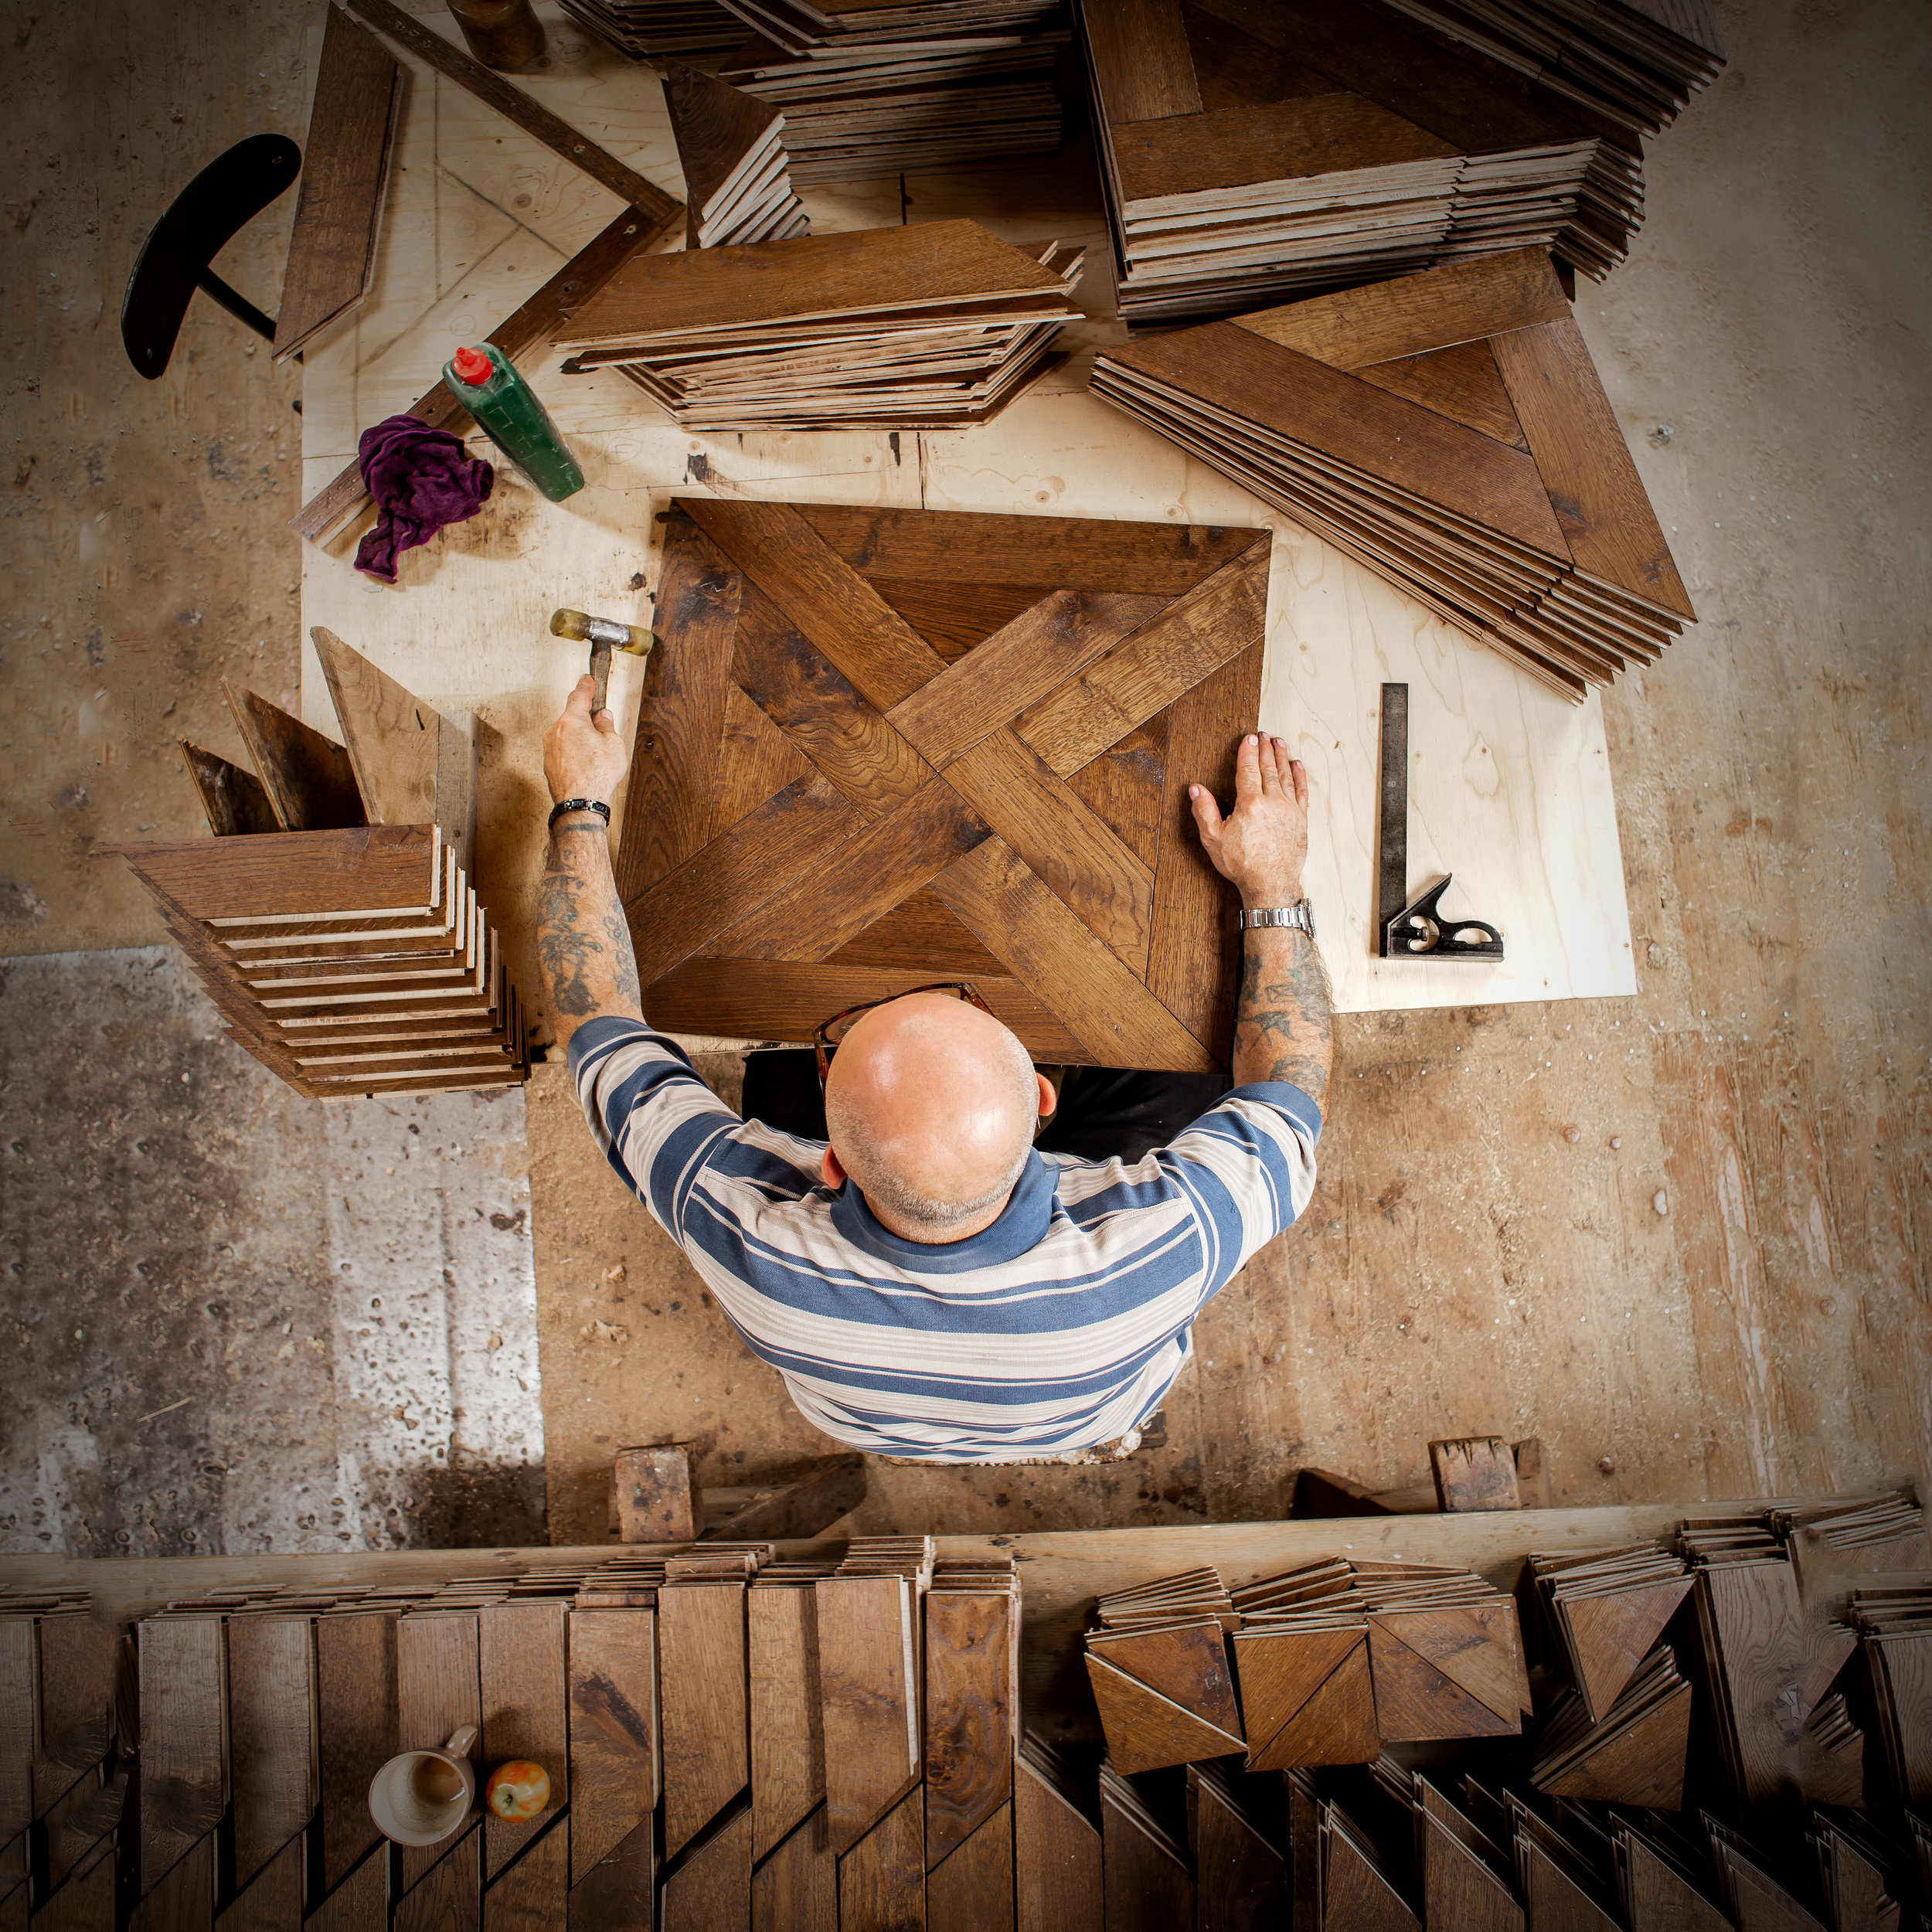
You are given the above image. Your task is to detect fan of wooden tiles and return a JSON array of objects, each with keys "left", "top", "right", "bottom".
[
  {"left": 1388, "top": 0, "right": 1726, "bottom": 138},
  {"left": 556, "top": 220, "right": 1083, "bottom": 431},
  {"left": 1523, "top": 1539, "right": 1692, "bottom": 1721},
  {"left": 662, "top": 60, "right": 808, "bottom": 249},
  {"left": 1085, "top": 1569, "right": 1244, "bottom": 1774},
  {"left": 722, "top": 0, "right": 1063, "bottom": 58},
  {"left": 1530, "top": 1643, "right": 1692, "bottom": 1806},
  {"left": 1850, "top": 1580, "right": 1932, "bottom": 1811},
  {"left": 1077, "top": 0, "right": 1644, "bottom": 324},
  {"left": 1093, "top": 247, "right": 1692, "bottom": 701},
  {"left": 559, "top": 0, "right": 747, "bottom": 56},
  {"left": 616, "top": 497, "right": 1270, "bottom": 1072}
]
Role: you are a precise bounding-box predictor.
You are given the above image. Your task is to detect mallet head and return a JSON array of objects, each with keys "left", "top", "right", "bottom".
[{"left": 549, "top": 607, "right": 655, "bottom": 714}]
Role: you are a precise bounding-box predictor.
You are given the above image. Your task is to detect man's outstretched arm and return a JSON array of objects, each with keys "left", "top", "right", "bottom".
[
  {"left": 536, "top": 675, "right": 644, "bottom": 1056},
  {"left": 1191, "top": 733, "right": 1335, "bottom": 1114}
]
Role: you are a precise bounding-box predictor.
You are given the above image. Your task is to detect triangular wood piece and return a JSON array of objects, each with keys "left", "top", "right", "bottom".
[
  {"left": 1325, "top": 1813, "right": 1422, "bottom": 1932},
  {"left": 1084, "top": 1654, "right": 1245, "bottom": 1776},
  {"left": 179, "top": 741, "right": 279, "bottom": 837},
  {"left": 1250, "top": 1639, "right": 1378, "bottom": 1770},
  {"left": 1543, "top": 1683, "right": 1691, "bottom": 1807},
  {"left": 1520, "top": 1841, "right": 1619, "bottom": 1932},
  {"left": 1233, "top": 1627, "right": 1364, "bottom": 1760},
  {"left": 1189, "top": 1765, "right": 1286, "bottom": 1926},
  {"left": 310, "top": 627, "right": 442, "bottom": 830},
  {"left": 1618, "top": 1832, "right": 1730, "bottom": 1932},
  {"left": 1420, "top": 1808, "right": 1522, "bottom": 1932},
  {"left": 867, "top": 579, "right": 1064, "bottom": 662},
  {"left": 1564, "top": 1580, "right": 1695, "bottom": 1721},
  {"left": 1371, "top": 1602, "right": 1529, "bottom": 1723},
  {"left": 1088, "top": 1621, "right": 1241, "bottom": 1736},
  {"left": 709, "top": 683, "right": 815, "bottom": 837},
  {"left": 223, "top": 682, "right": 366, "bottom": 832},
  {"left": 662, "top": 60, "right": 806, "bottom": 250},
  {"left": 1368, "top": 1620, "right": 1519, "bottom": 1743},
  {"left": 1355, "top": 339, "right": 1527, "bottom": 450}
]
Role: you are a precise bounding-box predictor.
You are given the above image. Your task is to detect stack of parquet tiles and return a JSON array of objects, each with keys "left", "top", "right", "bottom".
[
  {"left": 1379, "top": 0, "right": 1726, "bottom": 137},
  {"left": 107, "top": 631, "right": 526, "bottom": 1100},
  {"left": 716, "top": 0, "right": 1067, "bottom": 185},
  {"left": 556, "top": 0, "right": 747, "bottom": 57},
  {"left": 1077, "top": 0, "right": 1644, "bottom": 322},
  {"left": 663, "top": 59, "right": 808, "bottom": 248},
  {"left": 1092, "top": 247, "right": 1695, "bottom": 700},
  {"left": 554, "top": 218, "right": 1083, "bottom": 430}
]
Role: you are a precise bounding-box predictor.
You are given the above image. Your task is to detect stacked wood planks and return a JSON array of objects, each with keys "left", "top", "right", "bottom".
[
  {"left": 663, "top": 59, "right": 808, "bottom": 248},
  {"left": 106, "top": 632, "right": 528, "bottom": 1100},
  {"left": 1077, "top": 0, "right": 1645, "bottom": 322},
  {"left": 554, "top": 219, "right": 1083, "bottom": 430},
  {"left": 556, "top": 0, "right": 747, "bottom": 56},
  {"left": 1091, "top": 248, "right": 1694, "bottom": 701}
]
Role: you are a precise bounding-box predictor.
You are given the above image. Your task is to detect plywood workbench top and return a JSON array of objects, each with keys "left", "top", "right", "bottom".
[{"left": 297, "top": 0, "right": 1637, "bottom": 1037}]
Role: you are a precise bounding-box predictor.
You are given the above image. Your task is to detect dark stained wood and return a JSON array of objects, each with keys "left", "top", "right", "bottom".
[
  {"left": 479, "top": 1602, "right": 569, "bottom": 1880},
  {"left": 395, "top": 1822, "right": 480, "bottom": 1932},
  {"left": 134, "top": 1829, "right": 215, "bottom": 1930},
  {"left": 484, "top": 1817, "right": 568, "bottom": 1929},
  {"left": 930, "top": 838, "right": 1216, "bottom": 1073},
  {"left": 1100, "top": 1778, "right": 1194, "bottom": 1932},
  {"left": 396, "top": 1613, "right": 482, "bottom": 1896},
  {"left": 315, "top": 1611, "right": 400, "bottom": 1895},
  {"left": 1084, "top": 1654, "right": 1243, "bottom": 1774},
  {"left": 223, "top": 684, "right": 367, "bottom": 832},
  {"left": 927, "top": 1804, "right": 1012, "bottom": 1932},
  {"left": 29, "top": 1831, "right": 114, "bottom": 1932},
  {"left": 618, "top": 516, "right": 743, "bottom": 903},
  {"left": 1322, "top": 1813, "right": 1419, "bottom": 1931},
  {"left": 727, "top": 587, "right": 935, "bottom": 817},
  {"left": 662, "top": 1807, "right": 753, "bottom": 1932},
  {"left": 179, "top": 741, "right": 280, "bottom": 837},
  {"left": 138, "top": 1617, "right": 226, "bottom": 1896},
  {"left": 1692, "top": 1562, "right": 1806, "bottom": 1808},
  {"left": 751, "top": 1590, "right": 825, "bottom": 1862},
  {"left": 1367, "top": 1611, "right": 1522, "bottom": 1743},
  {"left": 923, "top": 1593, "right": 1015, "bottom": 1869},
  {"left": 226, "top": 1616, "right": 315, "bottom": 1890},
  {"left": 343, "top": 0, "right": 679, "bottom": 223},
  {"left": 304, "top": 1843, "right": 389, "bottom": 1931},
  {"left": 1064, "top": 720, "right": 1166, "bottom": 871},
  {"left": 1013, "top": 1753, "right": 1100, "bottom": 1932},
  {"left": 1148, "top": 647, "right": 1259, "bottom": 1054},
  {"left": 1430, "top": 1437, "right": 1523, "bottom": 1512},
  {"left": 711, "top": 684, "right": 813, "bottom": 836},
  {"left": 568, "top": 1610, "right": 658, "bottom": 1886},
  {"left": 658, "top": 1583, "right": 750, "bottom": 1862},
  {"left": 1087, "top": 1621, "right": 1240, "bottom": 1733},
  {"left": 569, "top": 1815, "right": 654, "bottom": 1931},
  {"left": 866, "top": 581, "right": 1061, "bottom": 662},
  {"left": 662, "top": 60, "right": 784, "bottom": 248},
  {"left": 291, "top": 204, "right": 675, "bottom": 542},
  {"left": 1082, "top": 0, "right": 1201, "bottom": 123},
  {"left": 32, "top": 1615, "right": 115, "bottom": 1815},
  {"left": 754, "top": 1806, "right": 837, "bottom": 1932},
  {"left": 1189, "top": 1767, "right": 1285, "bottom": 1932},
  {"left": 1417, "top": 1798, "right": 1521, "bottom": 1932},
  {"left": 1517, "top": 1839, "right": 1617, "bottom": 1932},
  {"left": 42, "top": 1768, "right": 127, "bottom": 1895},
  {"left": 215, "top": 1826, "right": 302, "bottom": 1930},
  {"left": 1244, "top": 1634, "right": 1378, "bottom": 1770},
  {"left": 707, "top": 1454, "right": 865, "bottom": 1543},
  {"left": 1617, "top": 1830, "right": 1728, "bottom": 1932},
  {"left": 272, "top": 5, "right": 400, "bottom": 359},
  {"left": 1354, "top": 340, "right": 1528, "bottom": 451},
  {"left": 614, "top": 1444, "right": 702, "bottom": 1543},
  {"left": 1564, "top": 1581, "right": 1692, "bottom": 1720},
  {"left": 817, "top": 1576, "right": 920, "bottom": 1856},
  {"left": 838, "top": 1786, "right": 925, "bottom": 1932}
]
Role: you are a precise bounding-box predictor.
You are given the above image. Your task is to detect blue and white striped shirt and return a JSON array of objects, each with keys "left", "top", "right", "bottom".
[{"left": 570, "top": 1016, "right": 1321, "bottom": 1461}]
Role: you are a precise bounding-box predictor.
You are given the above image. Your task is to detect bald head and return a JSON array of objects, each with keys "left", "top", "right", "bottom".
[{"left": 822, "top": 993, "right": 1047, "bottom": 1243}]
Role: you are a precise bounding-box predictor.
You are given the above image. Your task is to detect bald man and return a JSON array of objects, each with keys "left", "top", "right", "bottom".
[{"left": 538, "top": 674, "right": 1332, "bottom": 1461}]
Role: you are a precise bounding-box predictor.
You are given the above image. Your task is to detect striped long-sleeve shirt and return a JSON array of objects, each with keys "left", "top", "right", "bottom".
[{"left": 570, "top": 1016, "right": 1321, "bottom": 1462}]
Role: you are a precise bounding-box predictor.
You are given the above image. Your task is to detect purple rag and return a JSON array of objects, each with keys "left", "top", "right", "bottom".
[{"left": 353, "top": 414, "right": 495, "bottom": 583}]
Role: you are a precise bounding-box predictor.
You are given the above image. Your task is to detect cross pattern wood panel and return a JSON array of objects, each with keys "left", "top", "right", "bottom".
[{"left": 620, "top": 499, "right": 1272, "bottom": 1071}]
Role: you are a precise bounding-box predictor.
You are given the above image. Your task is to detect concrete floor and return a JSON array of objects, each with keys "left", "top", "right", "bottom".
[{"left": 2, "top": 0, "right": 1925, "bottom": 1554}]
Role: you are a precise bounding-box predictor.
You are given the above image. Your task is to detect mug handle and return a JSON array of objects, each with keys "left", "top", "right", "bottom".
[{"left": 444, "top": 1725, "right": 479, "bottom": 1759}]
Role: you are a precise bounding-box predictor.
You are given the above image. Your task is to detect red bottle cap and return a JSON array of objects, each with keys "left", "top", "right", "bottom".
[{"left": 451, "top": 345, "right": 494, "bottom": 385}]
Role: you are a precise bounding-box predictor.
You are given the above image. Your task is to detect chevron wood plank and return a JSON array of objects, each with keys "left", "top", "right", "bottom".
[
  {"left": 223, "top": 683, "right": 368, "bottom": 833},
  {"left": 931, "top": 838, "right": 1216, "bottom": 1072},
  {"left": 485, "top": 1818, "right": 569, "bottom": 1930},
  {"left": 226, "top": 1617, "right": 315, "bottom": 1892},
  {"left": 661, "top": 1808, "right": 753, "bottom": 1931},
  {"left": 928, "top": 1804, "right": 1012, "bottom": 1932},
  {"left": 1417, "top": 1785, "right": 1522, "bottom": 1932},
  {"left": 567, "top": 1610, "right": 658, "bottom": 1886},
  {"left": 32, "top": 1615, "right": 115, "bottom": 1817},
  {"left": 750, "top": 1590, "right": 825, "bottom": 1862},
  {"left": 1014, "top": 1743, "right": 1100, "bottom": 1932},
  {"left": 480, "top": 1602, "right": 569, "bottom": 1879},
  {"left": 1082, "top": 0, "right": 1200, "bottom": 122},
  {"left": 213, "top": 1826, "right": 300, "bottom": 1930},
  {"left": 838, "top": 1786, "right": 925, "bottom": 1932},
  {"left": 818, "top": 1576, "right": 920, "bottom": 1855},
  {"left": 1100, "top": 1766, "right": 1194, "bottom": 1932},
  {"left": 1614, "top": 1825, "right": 1730, "bottom": 1932},
  {"left": 753, "top": 1806, "right": 837, "bottom": 1932},
  {"left": 315, "top": 1612, "right": 400, "bottom": 1896},
  {"left": 662, "top": 61, "right": 803, "bottom": 250},
  {"left": 1517, "top": 1836, "right": 1619, "bottom": 1932},
  {"left": 134, "top": 1829, "right": 215, "bottom": 1930},
  {"left": 396, "top": 1822, "right": 480, "bottom": 1932},
  {"left": 923, "top": 1590, "right": 1015, "bottom": 1869},
  {"left": 1188, "top": 1764, "right": 1285, "bottom": 1931},
  {"left": 42, "top": 1769, "right": 126, "bottom": 1896},
  {"left": 727, "top": 590, "right": 936, "bottom": 816},
  {"left": 137, "top": 1617, "right": 226, "bottom": 1898},
  {"left": 617, "top": 514, "right": 743, "bottom": 903},
  {"left": 570, "top": 1815, "right": 655, "bottom": 1931},
  {"left": 1322, "top": 1807, "right": 1420, "bottom": 1932},
  {"left": 393, "top": 1614, "right": 481, "bottom": 1896},
  {"left": 659, "top": 1583, "right": 750, "bottom": 1862}
]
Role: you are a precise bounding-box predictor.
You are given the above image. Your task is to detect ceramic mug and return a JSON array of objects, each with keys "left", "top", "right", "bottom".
[{"left": 368, "top": 1726, "right": 481, "bottom": 1846}]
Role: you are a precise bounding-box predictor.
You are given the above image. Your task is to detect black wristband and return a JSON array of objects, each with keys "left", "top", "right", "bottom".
[{"left": 549, "top": 798, "right": 611, "bottom": 833}]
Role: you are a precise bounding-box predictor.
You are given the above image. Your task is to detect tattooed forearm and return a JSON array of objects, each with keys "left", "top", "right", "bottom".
[
  {"left": 1233, "top": 928, "right": 1334, "bottom": 1112},
  {"left": 535, "top": 818, "right": 647, "bottom": 1051}
]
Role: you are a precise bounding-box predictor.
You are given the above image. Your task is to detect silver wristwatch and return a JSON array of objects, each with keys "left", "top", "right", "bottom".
[{"left": 1238, "top": 900, "right": 1315, "bottom": 937}]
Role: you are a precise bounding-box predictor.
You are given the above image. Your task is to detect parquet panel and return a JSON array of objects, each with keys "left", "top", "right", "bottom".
[{"left": 631, "top": 500, "right": 1270, "bottom": 1070}]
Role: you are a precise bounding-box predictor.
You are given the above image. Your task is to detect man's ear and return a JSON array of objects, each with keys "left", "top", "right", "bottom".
[
  {"left": 1036, "top": 1071, "right": 1057, "bottom": 1121},
  {"left": 821, "top": 1145, "right": 846, "bottom": 1189}
]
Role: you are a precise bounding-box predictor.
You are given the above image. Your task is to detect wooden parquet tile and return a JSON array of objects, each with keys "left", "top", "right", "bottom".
[{"left": 621, "top": 500, "right": 1271, "bottom": 1070}]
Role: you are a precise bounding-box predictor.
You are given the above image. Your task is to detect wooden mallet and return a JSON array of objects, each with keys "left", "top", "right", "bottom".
[{"left": 550, "top": 607, "right": 655, "bottom": 714}]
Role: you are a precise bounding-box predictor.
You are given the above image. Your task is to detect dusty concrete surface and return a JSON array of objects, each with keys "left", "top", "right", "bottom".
[
  {"left": 0, "top": 949, "right": 544, "bottom": 1556},
  {"left": 529, "top": 0, "right": 1930, "bottom": 1539}
]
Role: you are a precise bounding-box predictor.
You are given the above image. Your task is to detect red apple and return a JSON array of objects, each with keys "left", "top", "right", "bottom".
[{"left": 484, "top": 1760, "right": 550, "bottom": 1821}]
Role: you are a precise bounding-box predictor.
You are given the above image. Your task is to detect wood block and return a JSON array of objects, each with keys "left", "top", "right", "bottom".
[
  {"left": 1085, "top": 1653, "right": 1243, "bottom": 1775},
  {"left": 397, "top": 1614, "right": 481, "bottom": 1896},
  {"left": 395, "top": 1822, "right": 480, "bottom": 1932},
  {"left": 923, "top": 1590, "right": 1015, "bottom": 1869},
  {"left": 223, "top": 683, "right": 366, "bottom": 832},
  {"left": 928, "top": 1804, "right": 1012, "bottom": 1932},
  {"left": 1430, "top": 1438, "right": 1522, "bottom": 1513},
  {"left": 0, "top": 1625, "right": 30, "bottom": 1846},
  {"left": 750, "top": 1589, "right": 823, "bottom": 1861},
  {"left": 315, "top": 1612, "right": 400, "bottom": 1896},
  {"left": 216, "top": 1830, "right": 304, "bottom": 1930},
  {"left": 569, "top": 1816, "right": 653, "bottom": 1932},
  {"left": 33, "top": 1616, "right": 117, "bottom": 1815},
  {"left": 226, "top": 1616, "right": 315, "bottom": 1890},
  {"left": 303, "top": 1842, "right": 388, "bottom": 1930},
  {"left": 1189, "top": 1769, "right": 1285, "bottom": 1931},
  {"left": 134, "top": 1830, "right": 215, "bottom": 1930},
  {"left": 1368, "top": 1602, "right": 1529, "bottom": 1736},
  {"left": 484, "top": 1817, "right": 568, "bottom": 1929},
  {"left": 138, "top": 1617, "right": 227, "bottom": 1894},
  {"left": 615, "top": 1443, "right": 703, "bottom": 1543},
  {"left": 28, "top": 1829, "right": 114, "bottom": 1930},
  {"left": 663, "top": 1807, "right": 752, "bottom": 1932},
  {"left": 1289, "top": 1469, "right": 1397, "bottom": 1519},
  {"left": 568, "top": 1610, "right": 658, "bottom": 1886},
  {"left": 1512, "top": 1439, "right": 1553, "bottom": 1510},
  {"left": 817, "top": 1576, "right": 919, "bottom": 1855},
  {"left": 659, "top": 1583, "right": 750, "bottom": 1861},
  {"left": 42, "top": 1767, "right": 127, "bottom": 1895},
  {"left": 479, "top": 1602, "right": 569, "bottom": 1880},
  {"left": 753, "top": 1806, "right": 837, "bottom": 1932},
  {"left": 1087, "top": 1621, "right": 1240, "bottom": 1736},
  {"left": 838, "top": 1785, "right": 924, "bottom": 1932},
  {"left": 1241, "top": 1632, "right": 1378, "bottom": 1771},
  {"left": 1014, "top": 1754, "right": 1099, "bottom": 1932}
]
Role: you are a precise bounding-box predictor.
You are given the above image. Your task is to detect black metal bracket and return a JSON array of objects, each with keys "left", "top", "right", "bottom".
[
  {"left": 1376, "top": 681, "right": 1503, "bottom": 962},
  {"left": 121, "top": 132, "right": 300, "bottom": 379}
]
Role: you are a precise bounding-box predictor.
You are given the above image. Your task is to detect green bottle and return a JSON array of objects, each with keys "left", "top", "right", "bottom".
[{"left": 444, "top": 342, "right": 583, "bottom": 502}]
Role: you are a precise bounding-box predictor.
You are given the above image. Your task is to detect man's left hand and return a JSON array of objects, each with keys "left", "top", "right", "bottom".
[{"left": 543, "top": 674, "right": 630, "bottom": 807}]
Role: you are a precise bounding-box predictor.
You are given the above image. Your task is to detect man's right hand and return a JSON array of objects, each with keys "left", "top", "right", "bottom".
[
  {"left": 1189, "top": 733, "right": 1309, "bottom": 906},
  {"left": 543, "top": 673, "right": 631, "bottom": 809}
]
